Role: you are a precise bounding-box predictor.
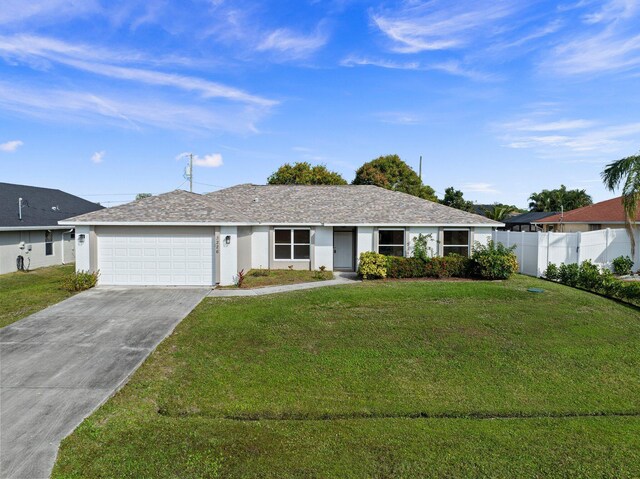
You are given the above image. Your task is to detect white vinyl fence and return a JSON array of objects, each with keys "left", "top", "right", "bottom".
[{"left": 491, "top": 228, "right": 640, "bottom": 277}]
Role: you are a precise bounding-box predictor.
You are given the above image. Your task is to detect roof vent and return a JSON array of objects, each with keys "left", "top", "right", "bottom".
[
  {"left": 253, "top": 198, "right": 259, "bottom": 203},
  {"left": 52, "top": 206, "right": 60, "bottom": 211}
]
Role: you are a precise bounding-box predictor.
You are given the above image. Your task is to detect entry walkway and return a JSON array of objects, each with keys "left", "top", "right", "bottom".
[{"left": 209, "top": 271, "right": 360, "bottom": 297}]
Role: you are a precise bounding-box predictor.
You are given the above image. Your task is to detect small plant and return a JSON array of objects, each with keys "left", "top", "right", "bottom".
[
  {"left": 236, "top": 269, "right": 246, "bottom": 288},
  {"left": 288, "top": 265, "right": 294, "bottom": 271},
  {"left": 544, "top": 263, "right": 559, "bottom": 280},
  {"left": 357, "top": 252, "right": 387, "bottom": 279},
  {"left": 612, "top": 255, "right": 634, "bottom": 276},
  {"left": 558, "top": 263, "right": 579, "bottom": 287},
  {"left": 411, "top": 233, "right": 434, "bottom": 262},
  {"left": 319, "top": 265, "right": 326, "bottom": 272},
  {"left": 250, "top": 268, "right": 269, "bottom": 277},
  {"left": 312, "top": 268, "right": 331, "bottom": 280},
  {"left": 469, "top": 241, "right": 518, "bottom": 280},
  {"left": 577, "top": 260, "right": 601, "bottom": 290},
  {"left": 62, "top": 270, "right": 99, "bottom": 292}
]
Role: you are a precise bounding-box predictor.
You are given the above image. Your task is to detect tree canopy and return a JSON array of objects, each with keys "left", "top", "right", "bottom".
[
  {"left": 601, "top": 153, "right": 640, "bottom": 255},
  {"left": 268, "top": 162, "right": 347, "bottom": 185},
  {"left": 352, "top": 154, "right": 437, "bottom": 201},
  {"left": 528, "top": 185, "right": 592, "bottom": 212},
  {"left": 135, "top": 193, "right": 152, "bottom": 200},
  {"left": 483, "top": 204, "right": 519, "bottom": 221},
  {"left": 439, "top": 187, "right": 475, "bottom": 212}
]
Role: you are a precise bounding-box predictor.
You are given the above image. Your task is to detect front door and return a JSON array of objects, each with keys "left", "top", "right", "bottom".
[{"left": 334, "top": 231, "right": 353, "bottom": 270}]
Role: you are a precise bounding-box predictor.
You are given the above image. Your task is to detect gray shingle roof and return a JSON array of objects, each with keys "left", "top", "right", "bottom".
[
  {"left": 1, "top": 182, "right": 103, "bottom": 228},
  {"left": 64, "top": 184, "right": 502, "bottom": 226}
]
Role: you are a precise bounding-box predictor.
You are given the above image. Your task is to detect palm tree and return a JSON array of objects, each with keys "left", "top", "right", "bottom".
[
  {"left": 484, "top": 204, "right": 517, "bottom": 221},
  {"left": 601, "top": 153, "right": 640, "bottom": 255}
]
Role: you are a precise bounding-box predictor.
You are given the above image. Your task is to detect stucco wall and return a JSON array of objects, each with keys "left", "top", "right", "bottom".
[
  {"left": 1, "top": 229, "right": 72, "bottom": 275},
  {"left": 472, "top": 227, "right": 493, "bottom": 248},
  {"left": 314, "top": 226, "right": 334, "bottom": 271},
  {"left": 237, "top": 226, "right": 252, "bottom": 273},
  {"left": 407, "top": 227, "right": 439, "bottom": 257},
  {"left": 250, "top": 226, "right": 269, "bottom": 270},
  {"left": 219, "top": 225, "right": 238, "bottom": 285},
  {"left": 74, "top": 225, "right": 92, "bottom": 272}
]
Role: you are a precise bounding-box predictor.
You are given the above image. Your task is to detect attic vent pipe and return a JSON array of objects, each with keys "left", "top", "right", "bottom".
[{"left": 18, "top": 197, "right": 22, "bottom": 221}]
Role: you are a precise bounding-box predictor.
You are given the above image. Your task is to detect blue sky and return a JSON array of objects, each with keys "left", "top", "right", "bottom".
[{"left": 1, "top": 0, "right": 639, "bottom": 208}]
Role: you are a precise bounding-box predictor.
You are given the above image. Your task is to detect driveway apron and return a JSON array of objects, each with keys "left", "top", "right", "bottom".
[{"left": 0, "top": 287, "right": 208, "bottom": 479}]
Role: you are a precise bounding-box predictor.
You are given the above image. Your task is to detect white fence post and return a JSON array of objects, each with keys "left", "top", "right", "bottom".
[{"left": 576, "top": 231, "right": 581, "bottom": 265}]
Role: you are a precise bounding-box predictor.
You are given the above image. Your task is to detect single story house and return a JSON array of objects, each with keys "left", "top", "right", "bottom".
[
  {"left": 502, "top": 211, "right": 559, "bottom": 232},
  {"left": 0, "top": 182, "right": 104, "bottom": 274},
  {"left": 61, "top": 184, "right": 503, "bottom": 286},
  {"left": 533, "top": 196, "right": 640, "bottom": 232}
]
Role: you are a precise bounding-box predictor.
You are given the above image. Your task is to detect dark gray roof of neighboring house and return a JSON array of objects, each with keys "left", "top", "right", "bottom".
[
  {"left": 65, "top": 184, "right": 502, "bottom": 226},
  {"left": 503, "top": 211, "right": 559, "bottom": 225},
  {"left": 0, "top": 182, "right": 104, "bottom": 228}
]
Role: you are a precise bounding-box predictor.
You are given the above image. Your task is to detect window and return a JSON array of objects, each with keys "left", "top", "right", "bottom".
[
  {"left": 443, "top": 230, "right": 469, "bottom": 257},
  {"left": 588, "top": 224, "right": 602, "bottom": 231},
  {"left": 274, "top": 229, "right": 310, "bottom": 260},
  {"left": 45, "top": 230, "right": 53, "bottom": 256},
  {"left": 378, "top": 229, "right": 405, "bottom": 257}
]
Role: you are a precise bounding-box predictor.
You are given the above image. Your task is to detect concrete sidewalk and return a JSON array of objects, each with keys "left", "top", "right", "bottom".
[
  {"left": 0, "top": 287, "right": 208, "bottom": 479},
  {"left": 209, "top": 271, "right": 360, "bottom": 297}
]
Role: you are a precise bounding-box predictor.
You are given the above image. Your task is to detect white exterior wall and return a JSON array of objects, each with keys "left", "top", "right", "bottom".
[
  {"left": 250, "top": 226, "right": 269, "bottom": 270},
  {"left": 74, "top": 225, "right": 92, "bottom": 272},
  {"left": 407, "top": 227, "right": 439, "bottom": 257},
  {"left": 314, "top": 226, "right": 334, "bottom": 271},
  {"left": 0, "top": 229, "right": 74, "bottom": 275},
  {"left": 356, "top": 227, "right": 374, "bottom": 268},
  {"left": 219, "top": 225, "right": 238, "bottom": 286},
  {"left": 472, "top": 228, "right": 493, "bottom": 248}
]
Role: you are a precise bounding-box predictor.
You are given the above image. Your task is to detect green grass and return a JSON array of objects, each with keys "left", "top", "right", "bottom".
[
  {"left": 0, "top": 264, "right": 76, "bottom": 328},
  {"left": 220, "top": 268, "right": 333, "bottom": 289},
  {"left": 53, "top": 276, "right": 640, "bottom": 478}
]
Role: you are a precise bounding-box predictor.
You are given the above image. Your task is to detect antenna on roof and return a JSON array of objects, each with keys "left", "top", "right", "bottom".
[{"left": 183, "top": 154, "right": 193, "bottom": 192}]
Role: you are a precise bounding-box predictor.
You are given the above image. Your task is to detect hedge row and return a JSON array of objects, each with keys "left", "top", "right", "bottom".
[
  {"left": 544, "top": 261, "right": 640, "bottom": 306},
  {"left": 358, "top": 241, "right": 519, "bottom": 281}
]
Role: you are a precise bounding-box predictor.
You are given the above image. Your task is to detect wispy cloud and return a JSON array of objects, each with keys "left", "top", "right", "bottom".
[
  {"left": 91, "top": 150, "right": 105, "bottom": 164},
  {"left": 462, "top": 182, "right": 499, "bottom": 194},
  {"left": 0, "top": 35, "right": 277, "bottom": 107},
  {"left": 374, "top": 112, "right": 422, "bottom": 125},
  {"left": 0, "top": 0, "right": 99, "bottom": 26},
  {"left": 371, "top": 1, "right": 520, "bottom": 54},
  {"left": 257, "top": 27, "right": 328, "bottom": 60},
  {"left": 499, "top": 113, "right": 640, "bottom": 156},
  {"left": 0, "top": 139, "right": 23, "bottom": 152},
  {"left": 176, "top": 152, "right": 224, "bottom": 168},
  {"left": 0, "top": 82, "right": 267, "bottom": 134}
]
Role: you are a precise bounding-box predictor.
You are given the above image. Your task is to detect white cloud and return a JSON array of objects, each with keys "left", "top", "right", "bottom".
[
  {"left": 0, "top": 82, "right": 266, "bottom": 134},
  {"left": 371, "top": 1, "right": 520, "bottom": 53},
  {"left": 0, "top": 140, "right": 23, "bottom": 152},
  {"left": 257, "top": 28, "right": 328, "bottom": 59},
  {"left": 462, "top": 183, "right": 499, "bottom": 194},
  {"left": 375, "top": 112, "right": 422, "bottom": 125},
  {"left": 91, "top": 150, "right": 105, "bottom": 164},
  {"left": 0, "top": 34, "right": 277, "bottom": 107},
  {"left": 176, "top": 152, "right": 223, "bottom": 168},
  {"left": 0, "top": 0, "right": 99, "bottom": 26}
]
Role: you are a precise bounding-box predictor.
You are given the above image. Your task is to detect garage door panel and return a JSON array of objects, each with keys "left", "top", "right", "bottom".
[{"left": 98, "top": 227, "right": 214, "bottom": 286}]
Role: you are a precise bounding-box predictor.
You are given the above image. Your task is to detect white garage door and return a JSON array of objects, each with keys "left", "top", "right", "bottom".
[{"left": 97, "top": 227, "right": 214, "bottom": 286}]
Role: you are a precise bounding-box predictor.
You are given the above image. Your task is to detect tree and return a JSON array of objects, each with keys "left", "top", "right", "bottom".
[
  {"left": 268, "top": 162, "right": 347, "bottom": 185},
  {"left": 601, "top": 153, "right": 640, "bottom": 255},
  {"left": 136, "top": 193, "right": 152, "bottom": 200},
  {"left": 528, "top": 185, "right": 592, "bottom": 212},
  {"left": 439, "top": 187, "right": 474, "bottom": 212},
  {"left": 484, "top": 204, "right": 518, "bottom": 221},
  {"left": 352, "top": 154, "right": 437, "bottom": 201}
]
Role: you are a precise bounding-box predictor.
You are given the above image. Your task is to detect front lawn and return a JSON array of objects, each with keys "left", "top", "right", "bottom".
[
  {"left": 219, "top": 268, "right": 333, "bottom": 289},
  {"left": 53, "top": 276, "right": 640, "bottom": 478},
  {"left": 0, "top": 264, "right": 76, "bottom": 328}
]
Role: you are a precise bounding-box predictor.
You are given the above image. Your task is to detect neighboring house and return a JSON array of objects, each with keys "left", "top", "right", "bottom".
[
  {"left": 502, "top": 211, "right": 559, "bottom": 232},
  {"left": 533, "top": 196, "right": 640, "bottom": 232},
  {"left": 0, "top": 182, "right": 104, "bottom": 274},
  {"left": 61, "top": 184, "right": 503, "bottom": 286}
]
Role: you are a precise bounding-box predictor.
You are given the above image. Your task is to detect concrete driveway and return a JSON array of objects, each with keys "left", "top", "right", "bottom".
[{"left": 0, "top": 287, "right": 209, "bottom": 479}]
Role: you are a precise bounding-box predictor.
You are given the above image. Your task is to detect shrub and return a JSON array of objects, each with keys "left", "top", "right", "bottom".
[
  {"left": 469, "top": 241, "right": 518, "bottom": 280},
  {"left": 442, "top": 254, "right": 470, "bottom": 278},
  {"left": 423, "top": 257, "right": 447, "bottom": 278},
  {"left": 544, "top": 263, "right": 559, "bottom": 280},
  {"left": 612, "top": 255, "right": 634, "bottom": 276},
  {"left": 357, "top": 252, "right": 387, "bottom": 279},
  {"left": 577, "top": 260, "right": 601, "bottom": 290},
  {"left": 411, "top": 233, "right": 434, "bottom": 262},
  {"left": 312, "top": 268, "right": 331, "bottom": 280},
  {"left": 558, "top": 263, "right": 580, "bottom": 287},
  {"left": 386, "top": 256, "right": 425, "bottom": 279},
  {"left": 62, "top": 270, "right": 99, "bottom": 292}
]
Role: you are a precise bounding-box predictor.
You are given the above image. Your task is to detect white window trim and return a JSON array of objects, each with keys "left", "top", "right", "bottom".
[
  {"left": 442, "top": 228, "right": 470, "bottom": 256},
  {"left": 378, "top": 228, "right": 406, "bottom": 256},
  {"left": 274, "top": 228, "right": 311, "bottom": 261},
  {"left": 45, "top": 230, "right": 54, "bottom": 256}
]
